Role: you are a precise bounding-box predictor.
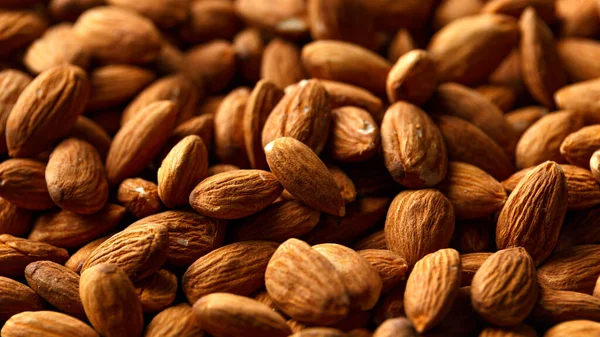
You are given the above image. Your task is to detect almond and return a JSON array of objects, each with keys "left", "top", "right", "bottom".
[
  {"left": 372, "top": 317, "right": 418, "bottom": 337},
  {"left": 307, "top": 0, "right": 374, "bottom": 49},
  {"left": 455, "top": 218, "right": 494, "bottom": 254},
  {"left": 0, "top": 197, "right": 32, "bottom": 236},
  {"left": 234, "top": 28, "right": 264, "bottom": 83},
  {"left": 385, "top": 189, "right": 455, "bottom": 267},
  {"left": 158, "top": 135, "right": 208, "bottom": 208},
  {"left": 381, "top": 102, "right": 448, "bottom": 188},
  {"left": 81, "top": 223, "right": 169, "bottom": 282},
  {"left": 358, "top": 249, "right": 409, "bottom": 294},
  {"left": 48, "top": 0, "right": 104, "bottom": 22},
  {"left": 235, "top": 0, "right": 308, "bottom": 39},
  {"left": 537, "top": 244, "right": 600, "bottom": 294},
  {"left": 320, "top": 80, "right": 383, "bottom": 120},
  {"left": 557, "top": 38, "right": 600, "bottom": 81},
  {"left": 179, "top": 0, "right": 240, "bottom": 43},
  {"left": 262, "top": 79, "right": 332, "bottom": 155},
  {"left": 483, "top": 0, "right": 556, "bottom": 23},
  {"left": 386, "top": 49, "right": 437, "bottom": 105},
  {"left": 436, "top": 162, "right": 507, "bottom": 219},
  {"left": 328, "top": 106, "right": 379, "bottom": 163},
  {"left": 561, "top": 165, "right": 600, "bottom": 210},
  {"left": 555, "top": 207, "right": 600, "bottom": 251},
  {"left": 471, "top": 247, "right": 538, "bottom": 326},
  {"left": 353, "top": 230, "right": 387, "bottom": 251},
  {"left": 208, "top": 163, "right": 240, "bottom": 176},
  {"left": 532, "top": 288, "right": 600, "bottom": 324},
  {"left": 460, "top": 252, "right": 492, "bottom": 286},
  {"left": 556, "top": 0, "right": 600, "bottom": 37},
  {"left": 505, "top": 105, "right": 548, "bottom": 137},
  {"left": 214, "top": 87, "right": 251, "bottom": 167},
  {"left": 265, "top": 238, "right": 351, "bottom": 325},
  {"left": 265, "top": 137, "right": 345, "bottom": 217},
  {"left": 105, "top": 100, "right": 178, "bottom": 185},
  {"left": 106, "top": 0, "right": 188, "bottom": 28},
  {"left": 64, "top": 236, "right": 108, "bottom": 273},
  {"left": 117, "top": 178, "right": 163, "bottom": 219},
  {"left": 80, "top": 263, "right": 144, "bottom": 337},
  {"left": 327, "top": 165, "right": 356, "bottom": 204},
  {"left": 1, "top": 311, "right": 98, "bottom": 337},
  {"left": 592, "top": 149, "right": 600, "bottom": 183},
  {"left": 561, "top": 124, "right": 600, "bottom": 167},
  {"left": 0, "top": 159, "right": 55, "bottom": 210},
  {"left": 29, "top": 203, "right": 125, "bottom": 248},
  {"left": 0, "top": 69, "right": 31, "bottom": 154},
  {"left": 86, "top": 64, "right": 155, "bottom": 111},
  {"left": 475, "top": 84, "right": 517, "bottom": 112},
  {"left": 70, "top": 116, "right": 112, "bottom": 159},
  {"left": 164, "top": 113, "right": 214, "bottom": 156},
  {"left": 133, "top": 269, "right": 177, "bottom": 313},
  {"left": 0, "top": 234, "right": 68, "bottom": 277},
  {"left": 544, "top": 320, "right": 600, "bottom": 337},
  {"left": 0, "top": 276, "right": 45, "bottom": 321},
  {"left": 0, "top": 10, "right": 47, "bottom": 56},
  {"left": 479, "top": 324, "right": 538, "bottom": 337},
  {"left": 496, "top": 161, "right": 568, "bottom": 265},
  {"left": 186, "top": 40, "right": 237, "bottom": 94},
  {"left": 193, "top": 292, "right": 292, "bottom": 337},
  {"left": 145, "top": 303, "right": 203, "bottom": 337},
  {"left": 261, "top": 38, "right": 306, "bottom": 89},
  {"left": 6, "top": 65, "right": 90, "bottom": 158},
  {"left": 427, "top": 14, "right": 519, "bottom": 85},
  {"left": 404, "top": 248, "right": 462, "bottom": 333},
  {"left": 182, "top": 241, "right": 278, "bottom": 303},
  {"left": 555, "top": 78, "right": 600, "bottom": 124}
]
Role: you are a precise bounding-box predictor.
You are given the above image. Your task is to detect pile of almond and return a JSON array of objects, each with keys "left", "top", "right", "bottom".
[{"left": 2, "top": 0, "right": 600, "bottom": 336}]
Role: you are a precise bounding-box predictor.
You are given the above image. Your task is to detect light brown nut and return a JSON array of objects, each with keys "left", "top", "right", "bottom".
[
  {"left": 134, "top": 269, "right": 177, "bottom": 313},
  {"left": 358, "top": 249, "right": 408, "bottom": 294},
  {"left": 106, "top": 101, "right": 178, "bottom": 185},
  {"left": 214, "top": 87, "right": 251, "bottom": 167},
  {"left": 435, "top": 115, "right": 514, "bottom": 180},
  {"left": 386, "top": 50, "right": 436, "bottom": 105},
  {"left": 560, "top": 165, "right": 600, "bottom": 210},
  {"left": 265, "top": 238, "right": 351, "bottom": 325},
  {"left": 364, "top": 0, "right": 435, "bottom": 33},
  {"left": 0, "top": 234, "right": 68, "bottom": 277},
  {"left": 6, "top": 65, "right": 90, "bottom": 158},
  {"left": 189, "top": 169, "right": 282, "bottom": 219},
  {"left": 117, "top": 178, "right": 163, "bottom": 219},
  {"left": 471, "top": 247, "right": 538, "bottom": 326},
  {"left": 320, "top": 80, "right": 383, "bottom": 120},
  {"left": 496, "top": 161, "right": 568, "bottom": 265},
  {"left": 353, "top": 230, "right": 387, "bottom": 251},
  {"left": 107, "top": 0, "right": 188, "bottom": 28},
  {"left": 145, "top": 303, "right": 203, "bottom": 337},
  {"left": 483, "top": 0, "right": 556, "bottom": 22},
  {"left": 73, "top": 6, "right": 162, "bottom": 64},
  {"left": 475, "top": 84, "right": 517, "bottom": 112},
  {"left": 519, "top": 7, "right": 566, "bottom": 107},
  {"left": 186, "top": 40, "right": 237, "bottom": 94},
  {"left": 64, "top": 236, "right": 108, "bottom": 273},
  {"left": 544, "top": 320, "right": 600, "bottom": 337},
  {"left": 29, "top": 203, "right": 125, "bottom": 248},
  {"left": 455, "top": 219, "right": 494, "bottom": 254},
  {"left": 327, "top": 165, "right": 356, "bottom": 204},
  {"left": 404, "top": 248, "right": 462, "bottom": 333},
  {"left": 314, "top": 243, "right": 382, "bottom": 311},
  {"left": 164, "top": 113, "right": 214, "bottom": 157},
  {"left": 265, "top": 137, "right": 345, "bottom": 217},
  {"left": 70, "top": 116, "right": 112, "bottom": 159},
  {"left": 385, "top": 189, "right": 455, "bottom": 267},
  {"left": 556, "top": 0, "right": 600, "bottom": 38},
  {"left": 537, "top": 244, "right": 600, "bottom": 294},
  {"left": 0, "top": 69, "right": 31, "bottom": 154},
  {"left": 230, "top": 200, "right": 320, "bottom": 243},
  {"left": 505, "top": 105, "right": 548, "bottom": 137},
  {"left": 532, "top": 288, "right": 600, "bottom": 324},
  {"left": 489, "top": 48, "right": 522, "bottom": 88},
  {"left": 194, "top": 292, "right": 292, "bottom": 337},
  {"left": 86, "top": 65, "right": 155, "bottom": 111},
  {"left": 234, "top": 28, "right": 264, "bottom": 83},
  {"left": 24, "top": 260, "right": 84, "bottom": 319},
  {"left": 0, "top": 10, "right": 47, "bottom": 56},
  {"left": 0, "top": 197, "right": 32, "bottom": 237},
  {"left": 0, "top": 159, "right": 54, "bottom": 211},
  {"left": 561, "top": 125, "right": 600, "bottom": 168},
  {"left": 436, "top": 162, "right": 507, "bottom": 219},
  {"left": 372, "top": 317, "right": 418, "bottom": 337},
  {"left": 80, "top": 263, "right": 144, "bottom": 337},
  {"left": 24, "top": 23, "right": 89, "bottom": 75},
  {"left": 460, "top": 252, "right": 492, "bottom": 286},
  {"left": 48, "top": 0, "right": 105, "bottom": 22},
  {"left": 554, "top": 78, "right": 600, "bottom": 124},
  {"left": 81, "top": 223, "right": 169, "bottom": 282},
  {"left": 479, "top": 324, "right": 539, "bottom": 337},
  {"left": 290, "top": 327, "right": 347, "bottom": 337},
  {"left": 46, "top": 138, "right": 108, "bottom": 214},
  {"left": 427, "top": 14, "right": 519, "bottom": 85},
  {"left": 557, "top": 38, "right": 600, "bottom": 82},
  {"left": 179, "top": 0, "right": 241, "bottom": 43},
  {"left": 261, "top": 38, "right": 306, "bottom": 89},
  {"left": 302, "top": 40, "right": 392, "bottom": 95},
  {"left": 182, "top": 241, "right": 278, "bottom": 303},
  {"left": 381, "top": 102, "right": 448, "bottom": 188},
  {"left": 152, "top": 40, "right": 187, "bottom": 75},
  {"left": 0, "top": 276, "right": 46, "bottom": 321},
  {"left": 592, "top": 150, "right": 600, "bottom": 183},
  {"left": 235, "top": 0, "right": 308, "bottom": 38},
  {"left": 158, "top": 135, "right": 208, "bottom": 208},
  {"left": 432, "top": 0, "right": 484, "bottom": 31},
  {"left": 328, "top": 106, "right": 379, "bottom": 163},
  {"left": 1, "top": 311, "right": 98, "bottom": 337},
  {"left": 262, "top": 79, "right": 332, "bottom": 155}
]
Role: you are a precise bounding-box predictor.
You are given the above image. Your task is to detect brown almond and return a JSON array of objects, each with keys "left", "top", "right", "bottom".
[
  {"left": 0, "top": 69, "right": 32, "bottom": 154},
  {"left": 107, "top": 0, "right": 188, "bottom": 28},
  {"left": 214, "top": 87, "right": 250, "bottom": 167},
  {"left": 519, "top": 7, "right": 567, "bottom": 107},
  {"left": 479, "top": 324, "right": 539, "bottom": 337},
  {"left": 328, "top": 106, "right": 379, "bottom": 163},
  {"left": 164, "top": 113, "right": 214, "bottom": 156},
  {"left": 496, "top": 161, "right": 568, "bottom": 265},
  {"left": 64, "top": 236, "right": 108, "bottom": 273},
  {"left": 358, "top": 249, "right": 408, "bottom": 294},
  {"left": 555, "top": 206, "right": 600, "bottom": 252},
  {"left": 0, "top": 234, "right": 69, "bottom": 277},
  {"left": 133, "top": 269, "right": 177, "bottom": 313},
  {"left": 0, "top": 159, "right": 54, "bottom": 211},
  {"left": 86, "top": 65, "right": 155, "bottom": 111},
  {"left": 432, "top": 0, "right": 484, "bottom": 31},
  {"left": 261, "top": 38, "right": 306, "bottom": 89},
  {"left": 387, "top": 29, "right": 416, "bottom": 62},
  {"left": 0, "top": 276, "right": 46, "bottom": 321},
  {"left": 404, "top": 248, "right": 462, "bottom": 333},
  {"left": 561, "top": 165, "right": 600, "bottom": 210},
  {"left": 372, "top": 317, "right": 418, "bottom": 337},
  {"left": 483, "top": 0, "right": 556, "bottom": 23},
  {"left": 6, "top": 65, "right": 90, "bottom": 158},
  {"left": 24, "top": 260, "right": 84, "bottom": 319},
  {"left": 158, "top": 135, "right": 208, "bottom": 208},
  {"left": 381, "top": 102, "right": 448, "bottom": 188},
  {"left": 561, "top": 125, "right": 600, "bottom": 168},
  {"left": 475, "top": 84, "right": 517, "bottom": 112},
  {"left": 592, "top": 149, "right": 600, "bottom": 183},
  {"left": 179, "top": 0, "right": 240, "bottom": 43},
  {"left": 48, "top": 0, "right": 104, "bottom": 22},
  {"left": 471, "top": 247, "right": 538, "bottom": 326},
  {"left": 455, "top": 218, "right": 495, "bottom": 254},
  {"left": 537, "top": 244, "right": 600, "bottom": 294},
  {"left": 182, "top": 241, "right": 278, "bottom": 303},
  {"left": 532, "top": 288, "right": 600, "bottom": 324},
  {"left": 0, "top": 10, "right": 47, "bottom": 56},
  {"left": 460, "top": 252, "right": 492, "bottom": 286},
  {"left": 235, "top": 0, "right": 309, "bottom": 39},
  {"left": 105, "top": 100, "right": 178, "bottom": 185},
  {"left": 234, "top": 28, "right": 264, "bottom": 83},
  {"left": 189, "top": 169, "right": 282, "bottom": 219},
  {"left": 385, "top": 189, "right": 455, "bottom": 267},
  {"left": 320, "top": 80, "right": 383, "bottom": 120},
  {"left": 291, "top": 327, "right": 347, "bottom": 337},
  {"left": 1, "top": 311, "right": 98, "bottom": 337},
  {"left": 505, "top": 105, "right": 548, "bottom": 137},
  {"left": 544, "top": 320, "right": 600, "bottom": 337},
  {"left": 0, "top": 197, "right": 32, "bottom": 237},
  {"left": 327, "top": 165, "right": 357, "bottom": 204},
  {"left": 70, "top": 116, "right": 112, "bottom": 159},
  {"left": 427, "top": 14, "right": 519, "bottom": 85},
  {"left": 489, "top": 48, "right": 522, "bottom": 88},
  {"left": 80, "top": 263, "right": 144, "bottom": 337},
  {"left": 353, "top": 230, "right": 387, "bottom": 251},
  {"left": 186, "top": 40, "right": 237, "bottom": 94},
  {"left": 117, "top": 178, "right": 164, "bottom": 219},
  {"left": 152, "top": 39, "right": 187, "bottom": 75},
  {"left": 556, "top": 0, "right": 600, "bottom": 38},
  {"left": 265, "top": 238, "right": 351, "bottom": 325},
  {"left": 73, "top": 6, "right": 162, "bottom": 64},
  {"left": 81, "top": 223, "right": 169, "bottom": 282},
  {"left": 557, "top": 38, "right": 600, "bottom": 82},
  {"left": 437, "top": 162, "right": 507, "bottom": 219},
  {"left": 29, "top": 203, "right": 125, "bottom": 248},
  {"left": 554, "top": 78, "right": 600, "bottom": 125},
  {"left": 145, "top": 303, "right": 203, "bottom": 337},
  {"left": 386, "top": 49, "right": 437, "bottom": 105}
]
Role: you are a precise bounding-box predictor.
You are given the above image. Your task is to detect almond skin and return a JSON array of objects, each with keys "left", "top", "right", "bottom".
[
  {"left": 0, "top": 69, "right": 32, "bottom": 154},
  {"left": 327, "top": 165, "right": 356, "bottom": 204},
  {"left": 261, "top": 38, "right": 306, "bottom": 89},
  {"left": 186, "top": 40, "right": 237, "bottom": 94},
  {"left": 554, "top": 78, "right": 600, "bottom": 125},
  {"left": 164, "top": 113, "right": 215, "bottom": 157},
  {"left": 483, "top": 0, "right": 556, "bottom": 23},
  {"left": 471, "top": 247, "right": 538, "bottom": 326},
  {"left": 381, "top": 102, "right": 448, "bottom": 188},
  {"left": 193, "top": 292, "right": 292, "bottom": 337},
  {"left": 592, "top": 149, "right": 600, "bottom": 183},
  {"left": 214, "top": 87, "right": 251, "bottom": 168},
  {"left": 1, "top": 311, "right": 99, "bottom": 337},
  {"left": 70, "top": 116, "right": 112, "bottom": 160},
  {"left": 532, "top": 288, "right": 600, "bottom": 324},
  {"left": 358, "top": 249, "right": 409, "bottom": 294},
  {"left": 372, "top": 317, "right": 418, "bottom": 337},
  {"left": 561, "top": 124, "right": 600, "bottom": 168},
  {"left": 475, "top": 84, "right": 517, "bottom": 112},
  {"left": 496, "top": 161, "right": 568, "bottom": 265},
  {"left": 182, "top": 241, "right": 278, "bottom": 303},
  {"left": 0, "top": 159, "right": 54, "bottom": 210},
  {"left": 460, "top": 252, "right": 492, "bottom": 286},
  {"left": 105, "top": 100, "right": 178, "bottom": 185},
  {"left": 320, "top": 80, "right": 383, "bottom": 119},
  {"left": 386, "top": 49, "right": 437, "bottom": 105},
  {"left": 0, "top": 234, "right": 69, "bottom": 277},
  {"left": 86, "top": 64, "right": 155, "bottom": 111},
  {"left": 265, "top": 238, "right": 351, "bottom": 325},
  {"left": 0, "top": 197, "right": 32, "bottom": 236},
  {"left": 328, "top": 106, "right": 379, "bottom": 163},
  {"left": 537, "top": 244, "right": 600, "bottom": 294},
  {"left": 0, "top": 276, "right": 46, "bottom": 321},
  {"left": 189, "top": 169, "right": 282, "bottom": 219},
  {"left": 436, "top": 162, "right": 507, "bottom": 219},
  {"left": 117, "top": 178, "right": 163, "bottom": 219},
  {"left": 478, "top": 324, "right": 538, "bottom": 337},
  {"left": 145, "top": 303, "right": 203, "bottom": 337},
  {"left": 80, "top": 263, "right": 144, "bottom": 337},
  {"left": 81, "top": 223, "right": 169, "bottom": 282},
  {"left": 234, "top": 28, "right": 264, "bottom": 83},
  {"left": 133, "top": 269, "right": 177, "bottom": 313},
  {"left": 505, "top": 105, "right": 548, "bottom": 137},
  {"left": 6, "top": 65, "right": 90, "bottom": 158},
  {"left": 404, "top": 248, "right": 462, "bottom": 333},
  {"left": 64, "top": 236, "right": 108, "bottom": 273},
  {"left": 158, "top": 135, "right": 208, "bottom": 208},
  {"left": 544, "top": 320, "right": 600, "bottom": 337},
  {"left": 557, "top": 38, "right": 600, "bottom": 82},
  {"left": 265, "top": 137, "right": 345, "bottom": 217},
  {"left": 46, "top": 138, "right": 109, "bottom": 214},
  {"left": 385, "top": 189, "right": 455, "bottom": 267},
  {"left": 0, "top": 10, "right": 47, "bottom": 56}
]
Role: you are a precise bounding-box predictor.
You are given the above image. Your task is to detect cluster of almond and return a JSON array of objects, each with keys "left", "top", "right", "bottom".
[{"left": 1, "top": 0, "right": 600, "bottom": 336}]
